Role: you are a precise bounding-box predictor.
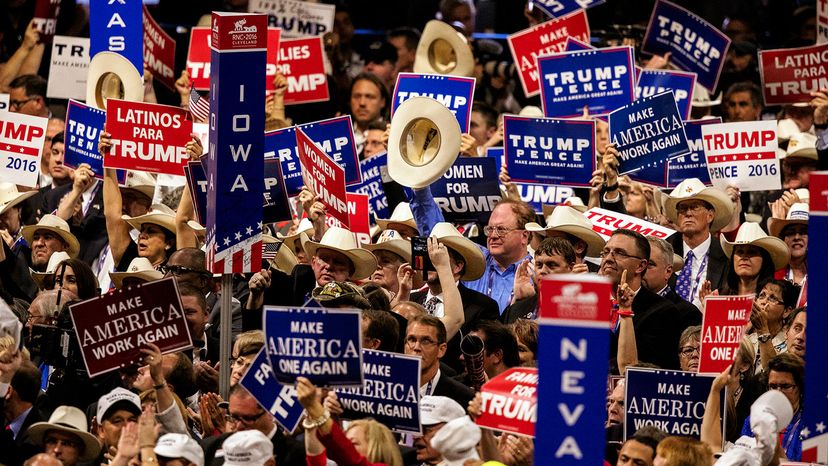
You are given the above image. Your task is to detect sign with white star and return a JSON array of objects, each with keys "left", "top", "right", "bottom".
[{"left": 0, "top": 111, "right": 47, "bottom": 187}]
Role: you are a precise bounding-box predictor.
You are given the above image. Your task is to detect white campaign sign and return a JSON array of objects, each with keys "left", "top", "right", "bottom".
[
  {"left": 583, "top": 207, "right": 676, "bottom": 240},
  {"left": 0, "top": 94, "right": 8, "bottom": 112},
  {"left": 47, "top": 35, "right": 90, "bottom": 101},
  {"left": 248, "top": 0, "right": 335, "bottom": 38},
  {"left": 0, "top": 112, "right": 48, "bottom": 187},
  {"left": 701, "top": 120, "right": 781, "bottom": 192}
]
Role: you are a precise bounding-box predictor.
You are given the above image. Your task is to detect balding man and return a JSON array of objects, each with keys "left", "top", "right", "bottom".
[{"left": 25, "top": 453, "right": 64, "bottom": 466}]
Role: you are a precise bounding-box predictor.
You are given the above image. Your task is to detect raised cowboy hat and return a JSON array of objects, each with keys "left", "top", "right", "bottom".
[
  {"left": 721, "top": 222, "right": 790, "bottom": 271},
  {"left": 375, "top": 202, "right": 419, "bottom": 233},
  {"left": 691, "top": 83, "right": 721, "bottom": 107},
  {"left": 262, "top": 234, "right": 298, "bottom": 275},
  {"left": 30, "top": 251, "right": 71, "bottom": 288},
  {"left": 304, "top": 226, "right": 378, "bottom": 281},
  {"left": 776, "top": 119, "right": 800, "bottom": 143},
  {"left": 28, "top": 406, "right": 102, "bottom": 462},
  {"left": 363, "top": 229, "right": 412, "bottom": 263},
  {"left": 430, "top": 222, "right": 485, "bottom": 280},
  {"left": 526, "top": 205, "right": 605, "bottom": 257},
  {"left": 768, "top": 203, "right": 808, "bottom": 238},
  {"left": 276, "top": 218, "right": 314, "bottom": 245},
  {"left": 121, "top": 170, "right": 156, "bottom": 200},
  {"left": 86, "top": 52, "right": 144, "bottom": 110},
  {"left": 109, "top": 257, "right": 163, "bottom": 288},
  {"left": 414, "top": 20, "right": 475, "bottom": 77},
  {"left": 664, "top": 178, "right": 734, "bottom": 233},
  {"left": 0, "top": 182, "right": 36, "bottom": 216},
  {"left": 122, "top": 203, "right": 176, "bottom": 234},
  {"left": 388, "top": 97, "right": 461, "bottom": 189},
  {"left": 20, "top": 214, "right": 80, "bottom": 258},
  {"left": 783, "top": 132, "right": 817, "bottom": 161}
]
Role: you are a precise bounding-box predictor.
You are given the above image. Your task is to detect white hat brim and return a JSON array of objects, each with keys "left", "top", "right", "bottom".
[
  {"left": 303, "top": 242, "right": 378, "bottom": 281},
  {"left": 109, "top": 270, "right": 163, "bottom": 289},
  {"left": 28, "top": 423, "right": 102, "bottom": 462},
  {"left": 414, "top": 21, "right": 475, "bottom": 77},
  {"left": 664, "top": 187, "right": 734, "bottom": 233},
  {"left": 363, "top": 238, "right": 412, "bottom": 264},
  {"left": 0, "top": 190, "right": 36, "bottom": 216},
  {"left": 525, "top": 222, "right": 605, "bottom": 257},
  {"left": 20, "top": 225, "right": 80, "bottom": 259},
  {"left": 122, "top": 212, "right": 176, "bottom": 235},
  {"left": 86, "top": 52, "right": 144, "bottom": 110},
  {"left": 768, "top": 218, "right": 808, "bottom": 239},
  {"left": 436, "top": 236, "right": 485, "bottom": 281},
  {"left": 721, "top": 236, "right": 791, "bottom": 271}
]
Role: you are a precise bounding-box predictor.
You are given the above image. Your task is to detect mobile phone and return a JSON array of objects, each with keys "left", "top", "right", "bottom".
[{"left": 410, "top": 236, "right": 434, "bottom": 272}]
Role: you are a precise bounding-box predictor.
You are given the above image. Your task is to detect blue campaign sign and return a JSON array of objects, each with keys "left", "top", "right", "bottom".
[
  {"left": 667, "top": 118, "right": 719, "bottom": 188},
  {"left": 624, "top": 368, "right": 718, "bottom": 439},
  {"left": 641, "top": 0, "right": 731, "bottom": 91},
  {"left": 183, "top": 161, "right": 207, "bottom": 224},
  {"left": 429, "top": 157, "right": 502, "bottom": 223},
  {"left": 565, "top": 37, "right": 594, "bottom": 51},
  {"left": 628, "top": 158, "right": 669, "bottom": 187},
  {"left": 263, "top": 155, "right": 292, "bottom": 223},
  {"left": 264, "top": 306, "right": 364, "bottom": 387},
  {"left": 89, "top": 0, "right": 144, "bottom": 73},
  {"left": 609, "top": 90, "right": 690, "bottom": 176},
  {"left": 538, "top": 46, "right": 636, "bottom": 118},
  {"left": 335, "top": 350, "right": 422, "bottom": 435},
  {"left": 391, "top": 73, "right": 476, "bottom": 132},
  {"left": 240, "top": 348, "right": 304, "bottom": 433},
  {"left": 64, "top": 100, "right": 106, "bottom": 178},
  {"left": 504, "top": 115, "right": 595, "bottom": 186},
  {"left": 349, "top": 152, "right": 390, "bottom": 224},
  {"left": 636, "top": 69, "right": 696, "bottom": 120},
  {"left": 516, "top": 183, "right": 576, "bottom": 212},
  {"left": 265, "top": 127, "right": 302, "bottom": 196},
  {"left": 486, "top": 147, "right": 504, "bottom": 175},
  {"left": 534, "top": 0, "right": 606, "bottom": 18}
]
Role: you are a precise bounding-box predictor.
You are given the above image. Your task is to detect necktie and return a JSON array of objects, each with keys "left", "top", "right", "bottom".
[
  {"left": 675, "top": 250, "right": 695, "bottom": 302},
  {"left": 424, "top": 296, "right": 441, "bottom": 316}
]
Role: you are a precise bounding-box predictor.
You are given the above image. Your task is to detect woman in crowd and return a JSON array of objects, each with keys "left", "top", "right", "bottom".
[
  {"left": 229, "top": 330, "right": 264, "bottom": 386},
  {"left": 747, "top": 279, "right": 799, "bottom": 374},
  {"left": 678, "top": 326, "right": 701, "bottom": 373},
  {"left": 52, "top": 257, "right": 99, "bottom": 299},
  {"left": 512, "top": 319, "right": 538, "bottom": 367},
  {"left": 719, "top": 223, "right": 789, "bottom": 297},
  {"left": 653, "top": 436, "right": 713, "bottom": 466}
]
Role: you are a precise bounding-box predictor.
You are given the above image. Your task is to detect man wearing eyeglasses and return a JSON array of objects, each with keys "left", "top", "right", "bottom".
[{"left": 9, "top": 75, "right": 49, "bottom": 118}]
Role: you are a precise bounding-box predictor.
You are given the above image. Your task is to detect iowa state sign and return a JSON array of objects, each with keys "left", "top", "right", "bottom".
[
  {"left": 188, "top": 27, "right": 281, "bottom": 92},
  {"left": 759, "top": 43, "right": 828, "bottom": 105}
]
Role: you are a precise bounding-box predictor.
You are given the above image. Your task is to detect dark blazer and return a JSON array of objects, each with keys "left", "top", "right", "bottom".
[
  {"left": 0, "top": 400, "right": 44, "bottom": 466},
  {"left": 668, "top": 232, "right": 729, "bottom": 294},
  {"left": 0, "top": 240, "right": 38, "bottom": 301},
  {"left": 662, "top": 288, "right": 703, "bottom": 331},
  {"left": 610, "top": 287, "right": 683, "bottom": 370},
  {"left": 242, "top": 264, "right": 317, "bottom": 332},
  {"left": 201, "top": 430, "right": 305, "bottom": 466},
  {"left": 46, "top": 183, "right": 108, "bottom": 265},
  {"left": 432, "top": 371, "right": 475, "bottom": 409},
  {"left": 500, "top": 295, "right": 537, "bottom": 324}
]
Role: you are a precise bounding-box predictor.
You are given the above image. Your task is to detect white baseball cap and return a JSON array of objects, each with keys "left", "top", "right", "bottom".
[
  {"left": 222, "top": 430, "right": 273, "bottom": 466},
  {"left": 420, "top": 396, "right": 466, "bottom": 426},
  {"left": 97, "top": 387, "right": 141, "bottom": 422},
  {"left": 155, "top": 433, "right": 204, "bottom": 466}
]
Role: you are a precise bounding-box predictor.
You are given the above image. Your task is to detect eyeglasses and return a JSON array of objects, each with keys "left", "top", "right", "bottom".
[
  {"left": 756, "top": 292, "right": 783, "bottom": 305},
  {"left": 10, "top": 97, "right": 35, "bottom": 109},
  {"left": 161, "top": 264, "right": 210, "bottom": 277},
  {"left": 406, "top": 335, "right": 439, "bottom": 348},
  {"left": 228, "top": 410, "right": 266, "bottom": 424},
  {"left": 676, "top": 203, "right": 711, "bottom": 215},
  {"left": 599, "top": 248, "right": 644, "bottom": 261},
  {"left": 45, "top": 437, "right": 80, "bottom": 449},
  {"left": 768, "top": 383, "right": 797, "bottom": 392},
  {"left": 679, "top": 346, "right": 700, "bottom": 358},
  {"left": 483, "top": 226, "right": 521, "bottom": 238}
]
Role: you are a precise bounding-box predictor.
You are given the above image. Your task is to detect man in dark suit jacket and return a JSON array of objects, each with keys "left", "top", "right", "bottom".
[
  {"left": 0, "top": 361, "right": 44, "bottom": 466},
  {"left": 644, "top": 237, "right": 702, "bottom": 332},
  {"left": 46, "top": 175, "right": 108, "bottom": 266}
]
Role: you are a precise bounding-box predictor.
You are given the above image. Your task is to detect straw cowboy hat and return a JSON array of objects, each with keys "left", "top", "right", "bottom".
[
  {"left": 375, "top": 202, "right": 419, "bottom": 233},
  {"left": 429, "top": 222, "right": 485, "bottom": 280},
  {"left": 121, "top": 170, "right": 156, "bottom": 200},
  {"left": 0, "top": 182, "right": 36, "bottom": 216},
  {"left": 28, "top": 406, "right": 102, "bottom": 462},
  {"left": 768, "top": 203, "right": 808, "bottom": 238},
  {"left": 109, "top": 257, "right": 163, "bottom": 288},
  {"left": 541, "top": 197, "right": 588, "bottom": 218},
  {"left": 721, "top": 222, "right": 790, "bottom": 271},
  {"left": 122, "top": 204, "right": 177, "bottom": 234},
  {"left": 262, "top": 234, "right": 298, "bottom": 275},
  {"left": 526, "top": 205, "right": 605, "bottom": 257},
  {"left": 364, "top": 229, "right": 412, "bottom": 263},
  {"left": 86, "top": 52, "right": 143, "bottom": 110},
  {"left": 30, "top": 251, "right": 71, "bottom": 288},
  {"left": 414, "top": 20, "right": 475, "bottom": 77},
  {"left": 776, "top": 119, "right": 800, "bottom": 144},
  {"left": 20, "top": 215, "right": 80, "bottom": 258},
  {"left": 691, "top": 83, "right": 721, "bottom": 107},
  {"left": 304, "top": 226, "right": 378, "bottom": 281},
  {"left": 388, "top": 97, "right": 461, "bottom": 189},
  {"left": 783, "top": 132, "right": 817, "bottom": 161},
  {"left": 664, "top": 178, "right": 734, "bottom": 232}
]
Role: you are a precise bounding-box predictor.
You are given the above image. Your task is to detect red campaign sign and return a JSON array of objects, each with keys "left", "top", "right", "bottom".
[
  {"left": 69, "top": 277, "right": 193, "bottom": 378},
  {"left": 104, "top": 99, "right": 193, "bottom": 176},
  {"left": 698, "top": 295, "right": 753, "bottom": 374},
  {"left": 187, "top": 27, "right": 281, "bottom": 92},
  {"left": 33, "top": 0, "right": 60, "bottom": 43},
  {"left": 759, "top": 43, "right": 828, "bottom": 105},
  {"left": 538, "top": 274, "right": 612, "bottom": 322},
  {"left": 278, "top": 37, "right": 330, "bottom": 105},
  {"left": 297, "top": 127, "right": 349, "bottom": 228},
  {"left": 265, "top": 28, "right": 282, "bottom": 94},
  {"left": 507, "top": 10, "right": 590, "bottom": 97},
  {"left": 143, "top": 5, "right": 177, "bottom": 90},
  {"left": 326, "top": 193, "right": 371, "bottom": 245},
  {"left": 476, "top": 368, "right": 538, "bottom": 437}
]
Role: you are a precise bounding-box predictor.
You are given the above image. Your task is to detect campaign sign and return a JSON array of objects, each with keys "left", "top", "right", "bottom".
[
  {"left": 516, "top": 184, "right": 575, "bottom": 212},
  {"left": 504, "top": 115, "right": 595, "bottom": 186},
  {"left": 0, "top": 94, "right": 8, "bottom": 112},
  {"left": 477, "top": 368, "right": 538, "bottom": 437},
  {"left": 335, "top": 350, "right": 422, "bottom": 435},
  {"left": 533, "top": 0, "right": 606, "bottom": 18},
  {"left": 635, "top": 69, "right": 696, "bottom": 119},
  {"left": 89, "top": 0, "right": 144, "bottom": 74},
  {"left": 299, "top": 116, "right": 360, "bottom": 185},
  {"left": 624, "top": 368, "right": 717, "bottom": 439},
  {"left": 698, "top": 295, "right": 752, "bottom": 375},
  {"left": 248, "top": 0, "right": 335, "bottom": 38},
  {"left": 641, "top": 0, "right": 731, "bottom": 91},
  {"left": 265, "top": 128, "right": 302, "bottom": 196},
  {"left": 535, "top": 275, "right": 611, "bottom": 464},
  {"left": 104, "top": 99, "right": 193, "bottom": 176},
  {"left": 323, "top": 193, "right": 371, "bottom": 245},
  {"left": 538, "top": 46, "right": 636, "bottom": 118},
  {"left": 278, "top": 37, "right": 329, "bottom": 105},
  {"left": 64, "top": 100, "right": 107, "bottom": 178},
  {"left": 820, "top": 0, "right": 828, "bottom": 45},
  {"left": 609, "top": 91, "right": 690, "bottom": 175},
  {"left": 350, "top": 152, "right": 390, "bottom": 223},
  {"left": 183, "top": 161, "right": 207, "bottom": 224},
  {"left": 240, "top": 348, "right": 304, "bottom": 433},
  {"left": 565, "top": 37, "right": 594, "bottom": 51},
  {"left": 69, "top": 277, "right": 192, "bottom": 378},
  {"left": 701, "top": 120, "right": 781, "bottom": 192},
  {"left": 392, "top": 74, "right": 476, "bottom": 132},
  {"left": 759, "top": 43, "right": 828, "bottom": 106},
  {"left": 33, "top": 0, "right": 60, "bottom": 43},
  {"left": 430, "top": 157, "right": 502, "bottom": 223},
  {"left": 296, "top": 127, "right": 350, "bottom": 228},
  {"left": 263, "top": 306, "right": 363, "bottom": 387},
  {"left": 263, "top": 155, "right": 292, "bottom": 224},
  {"left": 666, "top": 118, "right": 719, "bottom": 187},
  {"left": 0, "top": 112, "right": 47, "bottom": 187},
  {"left": 627, "top": 160, "right": 669, "bottom": 187},
  {"left": 47, "top": 36, "right": 90, "bottom": 100},
  {"left": 187, "top": 28, "right": 211, "bottom": 91},
  {"left": 584, "top": 207, "right": 676, "bottom": 240},
  {"left": 143, "top": 5, "right": 176, "bottom": 90},
  {"left": 508, "top": 10, "right": 590, "bottom": 97}
]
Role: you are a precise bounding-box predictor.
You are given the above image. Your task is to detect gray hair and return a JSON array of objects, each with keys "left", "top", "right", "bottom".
[
  {"left": 646, "top": 236, "right": 674, "bottom": 267},
  {"left": 679, "top": 325, "right": 701, "bottom": 347}
]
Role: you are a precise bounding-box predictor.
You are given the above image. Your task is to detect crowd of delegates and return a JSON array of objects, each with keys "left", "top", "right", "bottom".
[{"left": 0, "top": 0, "right": 821, "bottom": 465}]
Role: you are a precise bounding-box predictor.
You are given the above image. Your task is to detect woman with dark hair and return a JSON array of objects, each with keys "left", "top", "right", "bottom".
[
  {"left": 747, "top": 279, "right": 800, "bottom": 374},
  {"left": 719, "top": 223, "right": 790, "bottom": 296},
  {"left": 53, "top": 257, "right": 99, "bottom": 299}
]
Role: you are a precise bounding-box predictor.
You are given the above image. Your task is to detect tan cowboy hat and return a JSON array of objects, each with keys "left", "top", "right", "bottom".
[
  {"left": 526, "top": 205, "right": 605, "bottom": 257},
  {"left": 86, "top": 52, "right": 143, "bottom": 110},
  {"left": 721, "top": 222, "right": 790, "bottom": 271},
  {"left": 777, "top": 119, "right": 800, "bottom": 143},
  {"left": 109, "top": 257, "right": 163, "bottom": 288},
  {"left": 122, "top": 203, "right": 176, "bottom": 234},
  {"left": 375, "top": 202, "right": 419, "bottom": 233},
  {"left": 20, "top": 215, "right": 80, "bottom": 258},
  {"left": 364, "top": 229, "right": 412, "bottom": 263},
  {"left": 414, "top": 20, "right": 475, "bottom": 77},
  {"left": 304, "top": 226, "right": 378, "bottom": 281},
  {"left": 0, "top": 182, "right": 36, "bottom": 216},
  {"left": 664, "top": 178, "right": 734, "bottom": 232},
  {"left": 388, "top": 97, "right": 461, "bottom": 189},
  {"left": 28, "top": 406, "right": 102, "bottom": 462},
  {"left": 691, "top": 83, "right": 721, "bottom": 107},
  {"left": 30, "top": 251, "right": 71, "bottom": 288},
  {"left": 768, "top": 203, "right": 808, "bottom": 238},
  {"left": 795, "top": 188, "right": 809, "bottom": 204},
  {"left": 541, "top": 197, "right": 588, "bottom": 217},
  {"left": 783, "top": 132, "right": 817, "bottom": 161},
  {"left": 429, "top": 222, "right": 485, "bottom": 280},
  {"left": 262, "top": 234, "right": 298, "bottom": 275},
  {"left": 121, "top": 170, "right": 156, "bottom": 200},
  {"left": 276, "top": 218, "right": 314, "bottom": 245}
]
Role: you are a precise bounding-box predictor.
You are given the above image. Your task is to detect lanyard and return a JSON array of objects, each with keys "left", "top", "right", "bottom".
[{"left": 689, "top": 253, "right": 708, "bottom": 303}]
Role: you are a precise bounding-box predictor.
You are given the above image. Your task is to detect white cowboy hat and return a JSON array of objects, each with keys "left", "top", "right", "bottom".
[
  {"left": 109, "top": 257, "right": 163, "bottom": 288},
  {"left": 414, "top": 20, "right": 475, "bottom": 77},
  {"left": 388, "top": 97, "right": 461, "bottom": 189},
  {"left": 768, "top": 203, "right": 808, "bottom": 238},
  {"left": 20, "top": 215, "right": 80, "bottom": 259},
  {"left": 30, "top": 251, "right": 71, "bottom": 288},
  {"left": 526, "top": 205, "right": 605, "bottom": 257},
  {"left": 363, "top": 229, "right": 412, "bottom": 263},
  {"left": 691, "top": 83, "right": 721, "bottom": 107},
  {"left": 304, "top": 226, "right": 378, "bottom": 281},
  {"left": 518, "top": 105, "right": 543, "bottom": 117},
  {"left": 429, "top": 222, "right": 485, "bottom": 280},
  {"left": 664, "top": 178, "right": 734, "bottom": 232},
  {"left": 276, "top": 218, "right": 314, "bottom": 245},
  {"left": 121, "top": 170, "right": 156, "bottom": 200},
  {"left": 262, "top": 234, "right": 298, "bottom": 275},
  {"left": 28, "top": 406, "right": 102, "bottom": 462},
  {"left": 0, "top": 182, "right": 36, "bottom": 216},
  {"left": 375, "top": 202, "right": 419, "bottom": 233},
  {"left": 795, "top": 188, "right": 809, "bottom": 204},
  {"left": 776, "top": 119, "right": 800, "bottom": 143},
  {"left": 122, "top": 203, "right": 176, "bottom": 234},
  {"left": 86, "top": 52, "right": 144, "bottom": 110},
  {"left": 721, "top": 222, "right": 790, "bottom": 271},
  {"left": 541, "top": 197, "right": 588, "bottom": 217},
  {"left": 783, "top": 132, "right": 817, "bottom": 161}
]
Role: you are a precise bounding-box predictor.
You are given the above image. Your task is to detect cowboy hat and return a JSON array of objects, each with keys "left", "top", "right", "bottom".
[
  {"left": 768, "top": 203, "right": 808, "bottom": 238},
  {"left": 0, "top": 182, "right": 36, "bottom": 216},
  {"left": 30, "top": 251, "right": 71, "bottom": 288},
  {"left": 20, "top": 215, "right": 80, "bottom": 259},
  {"left": 388, "top": 97, "right": 461, "bottom": 189},
  {"left": 262, "top": 234, "right": 298, "bottom": 275},
  {"left": 664, "top": 178, "right": 734, "bottom": 232},
  {"left": 795, "top": 188, "right": 809, "bottom": 204},
  {"left": 526, "top": 205, "right": 605, "bottom": 257},
  {"left": 691, "top": 83, "right": 721, "bottom": 107},
  {"left": 783, "top": 132, "right": 817, "bottom": 161},
  {"left": 122, "top": 204, "right": 176, "bottom": 234},
  {"left": 109, "top": 257, "right": 163, "bottom": 288},
  {"left": 541, "top": 197, "right": 588, "bottom": 217},
  {"left": 721, "top": 222, "right": 790, "bottom": 271},
  {"left": 776, "top": 119, "right": 800, "bottom": 144},
  {"left": 414, "top": 20, "right": 475, "bottom": 77},
  {"left": 28, "top": 406, "right": 102, "bottom": 462},
  {"left": 276, "top": 218, "right": 314, "bottom": 245},
  {"left": 375, "top": 202, "right": 419, "bottom": 234},
  {"left": 364, "top": 229, "right": 412, "bottom": 263},
  {"left": 311, "top": 281, "right": 372, "bottom": 310},
  {"left": 304, "top": 226, "right": 378, "bottom": 281},
  {"left": 429, "top": 222, "right": 485, "bottom": 280},
  {"left": 86, "top": 52, "right": 143, "bottom": 110},
  {"left": 121, "top": 170, "right": 156, "bottom": 200}
]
